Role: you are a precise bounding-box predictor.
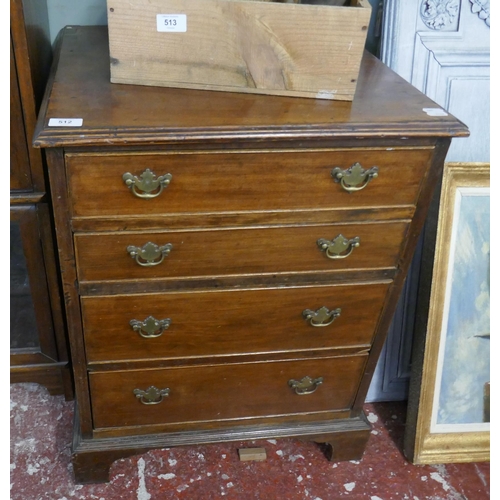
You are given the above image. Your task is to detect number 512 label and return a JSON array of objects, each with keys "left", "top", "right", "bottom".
[
  {"left": 157, "top": 14, "right": 187, "bottom": 32},
  {"left": 48, "top": 118, "right": 83, "bottom": 127}
]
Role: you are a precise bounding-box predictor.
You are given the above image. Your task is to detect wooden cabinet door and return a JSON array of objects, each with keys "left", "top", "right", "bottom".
[
  {"left": 10, "top": 205, "right": 58, "bottom": 361},
  {"left": 10, "top": 205, "right": 71, "bottom": 397},
  {"left": 10, "top": 35, "right": 32, "bottom": 191}
]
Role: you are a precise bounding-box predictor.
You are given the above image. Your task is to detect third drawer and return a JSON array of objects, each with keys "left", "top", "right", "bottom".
[{"left": 82, "top": 282, "right": 390, "bottom": 363}]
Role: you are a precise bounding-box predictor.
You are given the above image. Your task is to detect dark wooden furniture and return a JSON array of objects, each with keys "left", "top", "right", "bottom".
[
  {"left": 10, "top": 0, "right": 72, "bottom": 399},
  {"left": 33, "top": 26, "right": 469, "bottom": 483}
]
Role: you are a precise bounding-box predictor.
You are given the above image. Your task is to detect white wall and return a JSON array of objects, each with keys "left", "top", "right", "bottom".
[{"left": 47, "top": 0, "right": 107, "bottom": 43}]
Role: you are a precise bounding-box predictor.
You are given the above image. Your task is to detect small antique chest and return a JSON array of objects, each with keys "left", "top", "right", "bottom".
[{"left": 34, "top": 26, "right": 468, "bottom": 483}]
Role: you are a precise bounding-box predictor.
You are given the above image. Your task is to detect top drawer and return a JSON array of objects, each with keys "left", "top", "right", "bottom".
[{"left": 66, "top": 148, "right": 433, "bottom": 218}]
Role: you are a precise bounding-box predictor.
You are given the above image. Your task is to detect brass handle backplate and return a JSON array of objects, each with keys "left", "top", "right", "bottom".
[
  {"left": 133, "top": 386, "right": 170, "bottom": 405},
  {"left": 130, "top": 316, "right": 171, "bottom": 338},
  {"left": 331, "top": 163, "right": 378, "bottom": 192},
  {"left": 317, "top": 234, "right": 360, "bottom": 259},
  {"left": 288, "top": 376, "right": 324, "bottom": 395},
  {"left": 126, "top": 242, "right": 173, "bottom": 266},
  {"left": 123, "top": 169, "right": 172, "bottom": 199},
  {"left": 302, "top": 307, "right": 341, "bottom": 327}
]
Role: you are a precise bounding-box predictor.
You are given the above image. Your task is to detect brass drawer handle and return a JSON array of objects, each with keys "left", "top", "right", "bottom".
[
  {"left": 126, "top": 242, "right": 173, "bottom": 266},
  {"left": 288, "top": 376, "right": 323, "bottom": 395},
  {"left": 331, "top": 163, "right": 378, "bottom": 192},
  {"left": 133, "top": 386, "right": 170, "bottom": 405},
  {"left": 130, "top": 316, "right": 171, "bottom": 338},
  {"left": 302, "top": 306, "right": 341, "bottom": 327},
  {"left": 123, "top": 168, "right": 172, "bottom": 199},
  {"left": 317, "top": 234, "right": 360, "bottom": 259}
]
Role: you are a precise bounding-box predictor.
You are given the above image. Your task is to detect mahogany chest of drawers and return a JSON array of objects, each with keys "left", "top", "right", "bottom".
[{"left": 34, "top": 26, "right": 468, "bottom": 483}]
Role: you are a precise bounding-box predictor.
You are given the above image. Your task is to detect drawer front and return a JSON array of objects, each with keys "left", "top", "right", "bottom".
[
  {"left": 66, "top": 148, "right": 432, "bottom": 217},
  {"left": 89, "top": 355, "right": 367, "bottom": 429},
  {"left": 74, "top": 222, "right": 408, "bottom": 283},
  {"left": 82, "top": 282, "right": 389, "bottom": 363}
]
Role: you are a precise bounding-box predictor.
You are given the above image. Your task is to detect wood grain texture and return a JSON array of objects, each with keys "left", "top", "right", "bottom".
[
  {"left": 44, "top": 150, "right": 93, "bottom": 434},
  {"left": 72, "top": 411, "right": 370, "bottom": 483},
  {"left": 32, "top": 26, "right": 469, "bottom": 149},
  {"left": 10, "top": 0, "right": 52, "bottom": 191},
  {"left": 107, "top": 0, "right": 371, "bottom": 100},
  {"left": 66, "top": 148, "right": 431, "bottom": 218},
  {"left": 92, "top": 407, "right": 355, "bottom": 439},
  {"left": 89, "top": 354, "right": 367, "bottom": 429},
  {"left": 81, "top": 282, "right": 389, "bottom": 363},
  {"left": 311, "top": 423, "right": 370, "bottom": 461},
  {"left": 71, "top": 206, "right": 416, "bottom": 233},
  {"left": 74, "top": 221, "right": 408, "bottom": 283},
  {"left": 10, "top": 36, "right": 32, "bottom": 191},
  {"left": 10, "top": 363, "right": 72, "bottom": 397},
  {"left": 79, "top": 268, "right": 396, "bottom": 297}
]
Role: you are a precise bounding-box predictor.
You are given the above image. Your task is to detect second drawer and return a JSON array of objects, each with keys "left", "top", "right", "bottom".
[
  {"left": 74, "top": 222, "right": 408, "bottom": 283},
  {"left": 82, "top": 282, "right": 390, "bottom": 363}
]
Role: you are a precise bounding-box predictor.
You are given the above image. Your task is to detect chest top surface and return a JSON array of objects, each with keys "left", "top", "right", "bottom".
[{"left": 33, "top": 25, "right": 468, "bottom": 148}]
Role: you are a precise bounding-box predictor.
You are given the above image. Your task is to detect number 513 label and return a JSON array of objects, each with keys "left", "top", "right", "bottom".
[{"left": 157, "top": 14, "right": 187, "bottom": 32}]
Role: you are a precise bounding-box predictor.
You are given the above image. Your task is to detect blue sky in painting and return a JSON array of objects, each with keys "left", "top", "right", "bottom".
[{"left": 437, "top": 191, "right": 490, "bottom": 425}]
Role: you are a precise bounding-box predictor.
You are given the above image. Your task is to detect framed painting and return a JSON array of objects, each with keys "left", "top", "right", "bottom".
[{"left": 404, "top": 162, "right": 490, "bottom": 464}]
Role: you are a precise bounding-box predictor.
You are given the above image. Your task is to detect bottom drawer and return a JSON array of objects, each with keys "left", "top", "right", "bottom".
[{"left": 89, "top": 355, "right": 367, "bottom": 429}]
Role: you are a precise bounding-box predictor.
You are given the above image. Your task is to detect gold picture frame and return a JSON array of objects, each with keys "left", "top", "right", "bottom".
[{"left": 404, "top": 162, "right": 490, "bottom": 464}]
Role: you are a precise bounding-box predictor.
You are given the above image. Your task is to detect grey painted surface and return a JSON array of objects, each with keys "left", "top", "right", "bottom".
[{"left": 379, "top": 0, "right": 489, "bottom": 163}]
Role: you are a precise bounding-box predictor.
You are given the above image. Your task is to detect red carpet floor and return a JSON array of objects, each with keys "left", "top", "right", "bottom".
[{"left": 10, "top": 383, "right": 490, "bottom": 499}]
